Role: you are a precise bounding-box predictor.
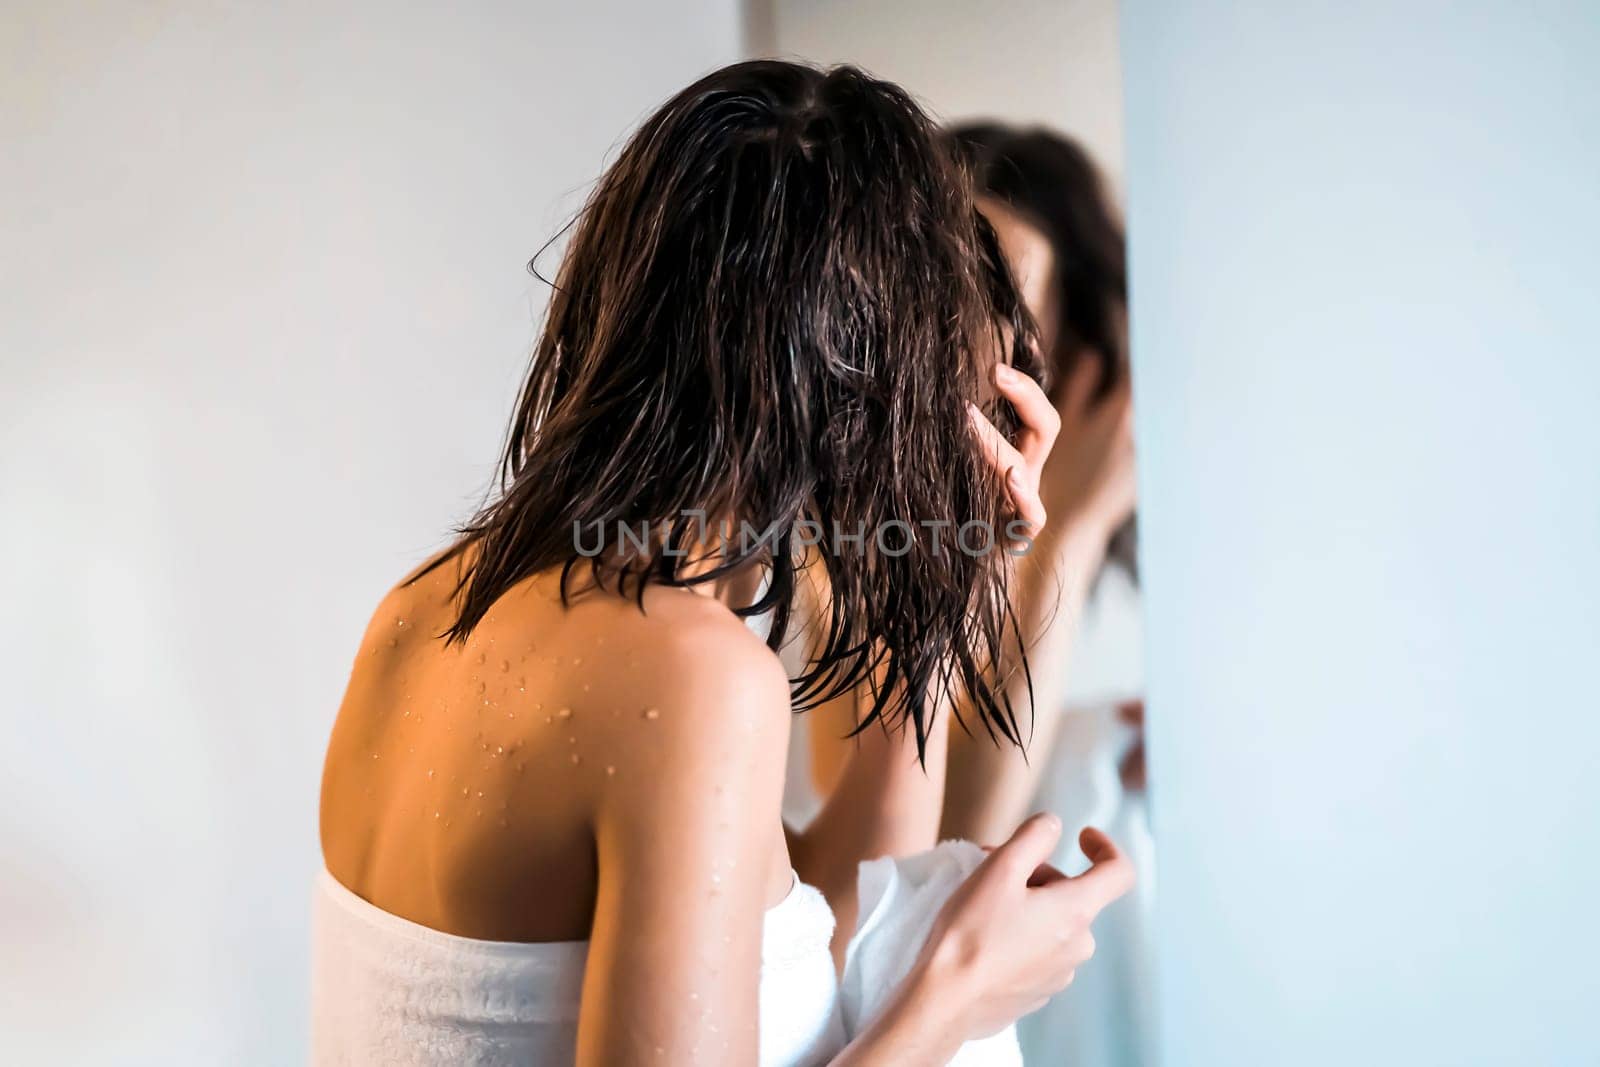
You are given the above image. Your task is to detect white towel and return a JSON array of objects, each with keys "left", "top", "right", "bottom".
[{"left": 839, "top": 841, "right": 1025, "bottom": 1067}]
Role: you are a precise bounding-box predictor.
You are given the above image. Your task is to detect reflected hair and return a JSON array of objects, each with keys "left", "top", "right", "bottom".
[
  {"left": 951, "top": 122, "right": 1137, "bottom": 578},
  {"left": 426, "top": 61, "right": 1042, "bottom": 757}
]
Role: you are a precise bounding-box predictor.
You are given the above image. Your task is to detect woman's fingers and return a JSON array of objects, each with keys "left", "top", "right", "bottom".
[
  {"left": 979, "top": 811, "right": 1063, "bottom": 884},
  {"left": 992, "top": 363, "right": 1059, "bottom": 470},
  {"left": 1006, "top": 467, "right": 1047, "bottom": 536},
  {"left": 967, "top": 403, "right": 1046, "bottom": 539},
  {"left": 967, "top": 401, "right": 1027, "bottom": 475},
  {"left": 1025, "top": 861, "right": 1069, "bottom": 889},
  {"left": 1038, "top": 827, "right": 1135, "bottom": 918}
]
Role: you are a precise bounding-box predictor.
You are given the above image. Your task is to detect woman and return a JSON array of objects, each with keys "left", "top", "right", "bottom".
[
  {"left": 944, "top": 124, "right": 1152, "bottom": 1067},
  {"left": 939, "top": 123, "right": 1141, "bottom": 845},
  {"left": 313, "top": 62, "right": 1131, "bottom": 1066}
]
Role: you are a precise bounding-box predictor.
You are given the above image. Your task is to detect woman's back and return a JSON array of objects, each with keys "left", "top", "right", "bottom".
[
  {"left": 316, "top": 560, "right": 842, "bottom": 1063},
  {"left": 319, "top": 559, "right": 796, "bottom": 944}
]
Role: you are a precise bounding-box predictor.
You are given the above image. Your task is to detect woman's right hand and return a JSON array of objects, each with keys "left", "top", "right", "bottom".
[{"left": 913, "top": 813, "right": 1135, "bottom": 1042}]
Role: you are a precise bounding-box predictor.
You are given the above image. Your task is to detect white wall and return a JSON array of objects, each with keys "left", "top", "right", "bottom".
[
  {"left": 0, "top": 2, "right": 738, "bottom": 1061},
  {"left": 760, "top": 0, "right": 1125, "bottom": 187},
  {"left": 1123, "top": 3, "right": 1600, "bottom": 1064}
]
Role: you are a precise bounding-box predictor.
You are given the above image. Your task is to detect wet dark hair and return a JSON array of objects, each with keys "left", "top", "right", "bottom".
[
  {"left": 425, "top": 61, "right": 1042, "bottom": 757},
  {"left": 951, "top": 122, "right": 1137, "bottom": 578}
]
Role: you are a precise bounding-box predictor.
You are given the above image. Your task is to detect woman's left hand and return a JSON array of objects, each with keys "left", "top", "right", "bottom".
[{"left": 967, "top": 362, "right": 1061, "bottom": 546}]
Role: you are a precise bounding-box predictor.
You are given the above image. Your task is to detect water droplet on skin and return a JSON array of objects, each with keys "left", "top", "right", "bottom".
[
  {"left": 475, "top": 808, "right": 481, "bottom": 817},
  {"left": 476, "top": 652, "right": 486, "bottom": 665},
  {"left": 434, "top": 811, "right": 440, "bottom": 819},
  {"left": 643, "top": 707, "right": 660, "bottom": 720},
  {"left": 371, "top": 753, "right": 379, "bottom": 760},
  {"left": 460, "top": 787, "right": 468, "bottom": 796},
  {"left": 387, "top": 637, "right": 398, "bottom": 648},
  {"left": 496, "top": 745, "right": 504, "bottom": 755},
  {"left": 427, "top": 769, "right": 434, "bottom": 779},
  {"left": 477, "top": 680, "right": 487, "bottom": 694},
  {"left": 476, "top": 790, "right": 484, "bottom": 797},
  {"left": 568, "top": 735, "right": 577, "bottom": 744},
  {"left": 605, "top": 765, "right": 616, "bottom": 776},
  {"left": 572, "top": 657, "right": 583, "bottom": 666},
  {"left": 544, "top": 715, "right": 553, "bottom": 724},
  {"left": 570, "top": 753, "right": 581, "bottom": 765},
  {"left": 557, "top": 707, "right": 572, "bottom": 720},
  {"left": 582, "top": 683, "right": 591, "bottom": 692},
  {"left": 396, "top": 618, "right": 406, "bottom": 628},
  {"left": 501, "top": 659, "right": 510, "bottom": 672}
]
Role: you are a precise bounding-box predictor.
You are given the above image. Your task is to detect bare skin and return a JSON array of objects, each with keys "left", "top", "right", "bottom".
[
  {"left": 321, "top": 560, "right": 795, "bottom": 944},
  {"left": 320, "top": 367, "right": 1134, "bottom": 1064}
]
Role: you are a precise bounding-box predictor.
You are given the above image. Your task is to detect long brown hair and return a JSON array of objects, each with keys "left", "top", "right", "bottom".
[{"left": 427, "top": 61, "right": 1041, "bottom": 758}]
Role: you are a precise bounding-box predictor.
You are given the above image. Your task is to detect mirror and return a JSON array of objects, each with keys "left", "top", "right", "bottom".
[{"left": 748, "top": 3, "right": 1155, "bottom": 1064}]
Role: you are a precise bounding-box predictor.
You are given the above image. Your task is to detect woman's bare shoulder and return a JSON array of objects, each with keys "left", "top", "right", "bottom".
[{"left": 564, "top": 581, "right": 791, "bottom": 744}]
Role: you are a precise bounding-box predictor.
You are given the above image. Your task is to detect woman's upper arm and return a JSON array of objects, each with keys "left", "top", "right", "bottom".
[{"left": 575, "top": 637, "right": 791, "bottom": 1066}]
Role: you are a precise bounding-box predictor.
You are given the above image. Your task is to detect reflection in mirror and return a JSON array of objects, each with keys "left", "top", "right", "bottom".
[{"left": 752, "top": 3, "right": 1154, "bottom": 1064}]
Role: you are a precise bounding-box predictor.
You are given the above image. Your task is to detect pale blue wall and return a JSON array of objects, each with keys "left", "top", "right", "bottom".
[{"left": 1121, "top": 3, "right": 1600, "bottom": 1064}]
